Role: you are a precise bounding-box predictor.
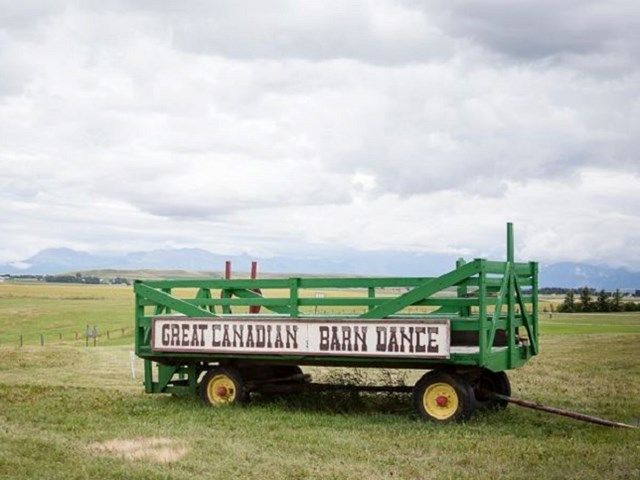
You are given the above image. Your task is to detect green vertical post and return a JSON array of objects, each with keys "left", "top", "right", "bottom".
[
  {"left": 187, "top": 363, "right": 198, "bottom": 394},
  {"left": 162, "top": 288, "right": 172, "bottom": 314},
  {"left": 531, "top": 261, "right": 539, "bottom": 351},
  {"left": 134, "top": 292, "right": 144, "bottom": 352},
  {"left": 477, "top": 259, "right": 487, "bottom": 365},
  {"left": 289, "top": 278, "right": 300, "bottom": 317},
  {"left": 367, "top": 287, "right": 375, "bottom": 312},
  {"left": 507, "top": 223, "right": 516, "bottom": 367},
  {"left": 456, "top": 258, "right": 469, "bottom": 317},
  {"left": 144, "top": 359, "right": 153, "bottom": 393},
  {"left": 221, "top": 290, "right": 232, "bottom": 314},
  {"left": 507, "top": 222, "right": 514, "bottom": 263}
]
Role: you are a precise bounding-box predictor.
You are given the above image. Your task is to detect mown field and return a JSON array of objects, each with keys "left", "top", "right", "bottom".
[{"left": 0, "top": 282, "right": 639, "bottom": 479}]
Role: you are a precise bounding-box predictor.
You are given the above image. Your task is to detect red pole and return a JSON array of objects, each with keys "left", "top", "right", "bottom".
[
  {"left": 225, "top": 260, "right": 232, "bottom": 280},
  {"left": 249, "top": 261, "right": 262, "bottom": 314}
]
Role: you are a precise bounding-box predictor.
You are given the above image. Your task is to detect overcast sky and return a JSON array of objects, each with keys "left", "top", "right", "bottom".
[{"left": 1, "top": 1, "right": 639, "bottom": 269}]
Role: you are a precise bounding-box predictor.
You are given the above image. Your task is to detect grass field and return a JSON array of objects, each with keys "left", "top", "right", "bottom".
[{"left": 0, "top": 282, "right": 639, "bottom": 479}]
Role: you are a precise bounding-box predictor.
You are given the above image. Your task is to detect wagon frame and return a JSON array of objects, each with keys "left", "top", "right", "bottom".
[{"left": 134, "top": 223, "right": 538, "bottom": 421}]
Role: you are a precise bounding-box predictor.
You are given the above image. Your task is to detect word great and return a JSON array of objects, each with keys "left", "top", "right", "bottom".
[{"left": 152, "top": 317, "right": 450, "bottom": 358}]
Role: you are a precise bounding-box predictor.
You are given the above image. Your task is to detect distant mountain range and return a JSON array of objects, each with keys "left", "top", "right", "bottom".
[{"left": 2, "top": 247, "right": 640, "bottom": 289}]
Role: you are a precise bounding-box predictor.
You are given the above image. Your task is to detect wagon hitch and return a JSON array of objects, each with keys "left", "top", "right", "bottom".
[{"left": 491, "top": 393, "right": 638, "bottom": 429}]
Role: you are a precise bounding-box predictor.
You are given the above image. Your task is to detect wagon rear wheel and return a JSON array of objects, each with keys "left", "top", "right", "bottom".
[
  {"left": 413, "top": 370, "right": 475, "bottom": 422},
  {"left": 199, "top": 366, "right": 248, "bottom": 406},
  {"left": 472, "top": 369, "right": 511, "bottom": 410}
]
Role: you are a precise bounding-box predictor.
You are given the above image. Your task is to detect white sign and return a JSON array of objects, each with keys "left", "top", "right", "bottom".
[{"left": 152, "top": 317, "right": 450, "bottom": 359}]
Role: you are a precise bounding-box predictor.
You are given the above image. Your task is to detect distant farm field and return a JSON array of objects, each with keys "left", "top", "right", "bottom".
[{"left": 0, "top": 282, "right": 639, "bottom": 479}]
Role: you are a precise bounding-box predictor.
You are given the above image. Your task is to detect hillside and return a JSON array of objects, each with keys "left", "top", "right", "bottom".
[{"left": 3, "top": 248, "right": 640, "bottom": 289}]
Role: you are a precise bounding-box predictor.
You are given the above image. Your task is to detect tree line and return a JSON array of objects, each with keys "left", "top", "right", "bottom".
[
  {"left": 2, "top": 273, "right": 130, "bottom": 285},
  {"left": 557, "top": 287, "right": 640, "bottom": 312}
]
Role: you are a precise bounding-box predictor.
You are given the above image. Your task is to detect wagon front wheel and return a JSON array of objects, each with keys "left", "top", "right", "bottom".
[
  {"left": 199, "top": 366, "right": 248, "bottom": 406},
  {"left": 413, "top": 370, "right": 475, "bottom": 422}
]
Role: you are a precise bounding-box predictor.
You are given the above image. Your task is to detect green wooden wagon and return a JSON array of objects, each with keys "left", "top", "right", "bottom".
[{"left": 134, "top": 223, "right": 538, "bottom": 422}]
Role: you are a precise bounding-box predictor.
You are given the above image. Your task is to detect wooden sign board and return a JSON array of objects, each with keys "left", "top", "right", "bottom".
[{"left": 151, "top": 317, "right": 450, "bottom": 359}]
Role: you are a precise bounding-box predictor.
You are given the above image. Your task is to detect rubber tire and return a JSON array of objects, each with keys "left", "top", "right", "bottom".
[
  {"left": 413, "top": 370, "right": 476, "bottom": 423},
  {"left": 199, "top": 366, "right": 248, "bottom": 406},
  {"left": 472, "top": 370, "right": 511, "bottom": 410}
]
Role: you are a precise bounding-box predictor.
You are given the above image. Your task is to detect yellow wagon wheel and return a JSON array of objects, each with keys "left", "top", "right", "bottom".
[
  {"left": 413, "top": 370, "right": 475, "bottom": 422},
  {"left": 199, "top": 366, "right": 248, "bottom": 406}
]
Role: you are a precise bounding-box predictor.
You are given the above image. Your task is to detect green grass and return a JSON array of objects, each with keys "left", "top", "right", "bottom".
[
  {"left": 0, "top": 284, "right": 639, "bottom": 479},
  {"left": 539, "top": 312, "right": 640, "bottom": 335},
  {"left": 0, "top": 283, "right": 132, "bottom": 346}
]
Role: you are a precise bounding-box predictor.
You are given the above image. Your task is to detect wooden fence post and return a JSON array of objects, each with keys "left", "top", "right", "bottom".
[
  {"left": 40, "top": 334, "right": 44, "bottom": 346},
  {"left": 19, "top": 335, "right": 23, "bottom": 348}
]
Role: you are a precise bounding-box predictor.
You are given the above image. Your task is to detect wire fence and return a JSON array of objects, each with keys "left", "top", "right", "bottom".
[{"left": 0, "top": 326, "right": 133, "bottom": 348}]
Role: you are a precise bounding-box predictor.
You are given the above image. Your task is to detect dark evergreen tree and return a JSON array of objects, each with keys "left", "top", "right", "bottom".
[
  {"left": 558, "top": 290, "right": 575, "bottom": 312},
  {"left": 611, "top": 289, "right": 622, "bottom": 312},
  {"left": 595, "top": 289, "right": 609, "bottom": 312},
  {"left": 578, "top": 286, "right": 593, "bottom": 312}
]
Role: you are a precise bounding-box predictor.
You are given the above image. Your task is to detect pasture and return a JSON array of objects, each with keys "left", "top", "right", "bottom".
[{"left": 0, "top": 282, "right": 639, "bottom": 479}]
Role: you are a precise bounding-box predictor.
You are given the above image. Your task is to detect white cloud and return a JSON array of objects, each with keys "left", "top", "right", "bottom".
[{"left": 0, "top": 1, "right": 638, "bottom": 269}]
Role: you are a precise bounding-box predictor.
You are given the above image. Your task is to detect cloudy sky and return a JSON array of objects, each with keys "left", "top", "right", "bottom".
[{"left": 1, "top": 1, "right": 639, "bottom": 269}]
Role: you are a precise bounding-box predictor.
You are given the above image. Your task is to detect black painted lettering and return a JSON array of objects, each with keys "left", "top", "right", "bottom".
[
  {"left": 232, "top": 324, "right": 244, "bottom": 347},
  {"left": 341, "top": 326, "right": 352, "bottom": 351},
  {"left": 376, "top": 327, "right": 387, "bottom": 352},
  {"left": 246, "top": 324, "right": 255, "bottom": 348},
  {"left": 330, "top": 326, "right": 341, "bottom": 350},
  {"left": 198, "top": 324, "right": 207, "bottom": 346},
  {"left": 400, "top": 326, "right": 414, "bottom": 353},
  {"left": 266, "top": 325, "right": 273, "bottom": 348},
  {"left": 171, "top": 324, "right": 180, "bottom": 346},
  {"left": 415, "top": 326, "right": 426, "bottom": 353},
  {"left": 161, "top": 324, "right": 170, "bottom": 346},
  {"left": 355, "top": 326, "right": 367, "bottom": 352},
  {"left": 256, "top": 325, "right": 265, "bottom": 348},
  {"left": 286, "top": 325, "right": 298, "bottom": 349},
  {"left": 181, "top": 323, "right": 190, "bottom": 346},
  {"left": 212, "top": 324, "right": 221, "bottom": 346},
  {"left": 190, "top": 325, "right": 200, "bottom": 346},
  {"left": 427, "top": 326, "right": 439, "bottom": 353},
  {"left": 387, "top": 326, "right": 399, "bottom": 352},
  {"left": 274, "top": 325, "right": 284, "bottom": 349},
  {"left": 222, "top": 324, "right": 231, "bottom": 347},
  {"left": 319, "top": 326, "right": 330, "bottom": 351}
]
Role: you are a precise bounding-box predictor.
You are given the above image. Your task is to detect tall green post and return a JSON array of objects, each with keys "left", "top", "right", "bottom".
[
  {"left": 506, "top": 222, "right": 516, "bottom": 367},
  {"left": 507, "top": 222, "right": 514, "bottom": 263}
]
